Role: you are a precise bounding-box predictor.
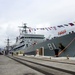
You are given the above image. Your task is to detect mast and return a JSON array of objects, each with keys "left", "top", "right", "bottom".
[
  {"left": 6, "top": 38, "right": 10, "bottom": 51},
  {"left": 5, "top": 38, "right": 10, "bottom": 55},
  {"left": 19, "top": 23, "right": 29, "bottom": 34},
  {"left": 23, "top": 23, "right": 27, "bottom": 34}
]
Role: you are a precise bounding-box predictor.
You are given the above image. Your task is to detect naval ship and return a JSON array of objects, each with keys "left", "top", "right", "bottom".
[
  {"left": 13, "top": 23, "right": 45, "bottom": 55},
  {"left": 13, "top": 23, "right": 75, "bottom": 57}
]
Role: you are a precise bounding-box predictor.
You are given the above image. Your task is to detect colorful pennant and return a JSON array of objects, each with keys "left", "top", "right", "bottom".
[{"left": 28, "top": 22, "right": 75, "bottom": 32}]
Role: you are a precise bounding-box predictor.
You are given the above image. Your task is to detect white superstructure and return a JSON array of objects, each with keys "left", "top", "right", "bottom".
[{"left": 13, "top": 23, "right": 45, "bottom": 53}]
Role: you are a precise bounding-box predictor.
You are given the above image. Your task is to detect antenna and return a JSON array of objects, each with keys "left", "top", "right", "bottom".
[
  {"left": 4, "top": 38, "right": 11, "bottom": 55},
  {"left": 19, "top": 23, "right": 30, "bottom": 34}
]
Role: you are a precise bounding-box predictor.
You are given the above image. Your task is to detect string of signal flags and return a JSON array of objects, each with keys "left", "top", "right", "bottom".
[{"left": 28, "top": 22, "right": 75, "bottom": 32}]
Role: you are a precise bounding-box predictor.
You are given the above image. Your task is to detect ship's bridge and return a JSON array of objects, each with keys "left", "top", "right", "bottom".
[{"left": 20, "top": 34, "right": 45, "bottom": 39}]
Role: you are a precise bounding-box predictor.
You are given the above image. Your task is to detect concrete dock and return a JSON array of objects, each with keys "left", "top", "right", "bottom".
[
  {"left": 0, "top": 55, "right": 43, "bottom": 75},
  {"left": 0, "top": 55, "right": 75, "bottom": 75}
]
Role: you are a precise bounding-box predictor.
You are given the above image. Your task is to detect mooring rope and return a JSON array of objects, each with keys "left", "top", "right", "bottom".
[{"left": 58, "top": 37, "right": 75, "bottom": 56}]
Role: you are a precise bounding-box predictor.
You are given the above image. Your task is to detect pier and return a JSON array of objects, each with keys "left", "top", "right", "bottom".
[{"left": 0, "top": 55, "right": 75, "bottom": 75}]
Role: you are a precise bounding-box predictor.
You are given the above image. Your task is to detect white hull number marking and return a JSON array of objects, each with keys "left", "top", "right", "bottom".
[{"left": 47, "top": 43, "right": 56, "bottom": 50}]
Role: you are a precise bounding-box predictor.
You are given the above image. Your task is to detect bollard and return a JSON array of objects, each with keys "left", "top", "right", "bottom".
[
  {"left": 67, "top": 55, "right": 69, "bottom": 59},
  {"left": 50, "top": 57, "right": 51, "bottom": 59}
]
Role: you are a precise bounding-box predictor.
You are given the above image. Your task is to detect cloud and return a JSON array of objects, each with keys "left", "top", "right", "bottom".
[{"left": 0, "top": 0, "right": 75, "bottom": 48}]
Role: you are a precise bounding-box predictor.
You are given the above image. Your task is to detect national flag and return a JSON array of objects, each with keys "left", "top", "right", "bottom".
[
  {"left": 48, "top": 27, "right": 53, "bottom": 30},
  {"left": 64, "top": 24, "right": 68, "bottom": 26},
  {"left": 57, "top": 25, "right": 64, "bottom": 28},
  {"left": 40, "top": 28, "right": 44, "bottom": 30},
  {"left": 45, "top": 28, "right": 49, "bottom": 31},
  {"left": 53, "top": 26, "right": 57, "bottom": 30},
  {"left": 29, "top": 29, "right": 31, "bottom": 32},
  {"left": 48, "top": 27, "right": 51, "bottom": 30},
  {"left": 34, "top": 28, "right": 36, "bottom": 31},
  {"left": 69, "top": 23, "right": 74, "bottom": 26}
]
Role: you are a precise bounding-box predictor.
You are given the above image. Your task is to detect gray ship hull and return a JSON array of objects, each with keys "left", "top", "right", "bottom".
[{"left": 24, "top": 32, "right": 75, "bottom": 57}]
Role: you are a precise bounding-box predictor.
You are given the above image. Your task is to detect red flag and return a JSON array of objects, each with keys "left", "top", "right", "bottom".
[
  {"left": 29, "top": 29, "right": 31, "bottom": 32},
  {"left": 69, "top": 23, "right": 74, "bottom": 26}
]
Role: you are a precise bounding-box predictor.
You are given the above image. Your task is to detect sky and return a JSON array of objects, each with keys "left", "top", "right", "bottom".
[{"left": 0, "top": 0, "right": 75, "bottom": 48}]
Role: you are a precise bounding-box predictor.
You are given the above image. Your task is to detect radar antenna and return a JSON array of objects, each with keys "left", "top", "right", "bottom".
[{"left": 19, "top": 23, "right": 30, "bottom": 34}]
